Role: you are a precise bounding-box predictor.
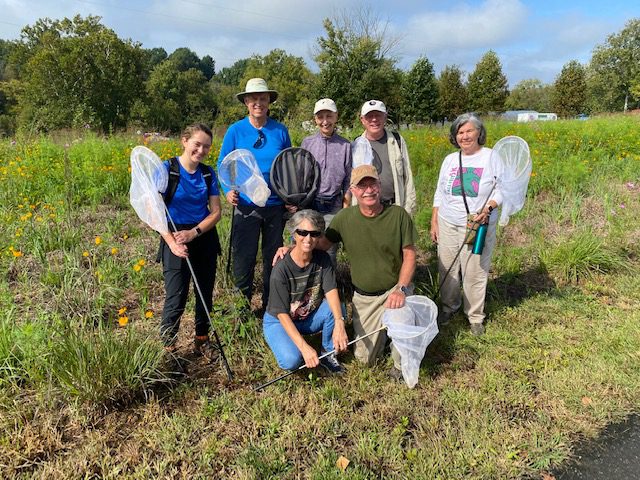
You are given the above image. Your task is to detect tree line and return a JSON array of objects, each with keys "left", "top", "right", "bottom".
[{"left": 0, "top": 13, "right": 638, "bottom": 136}]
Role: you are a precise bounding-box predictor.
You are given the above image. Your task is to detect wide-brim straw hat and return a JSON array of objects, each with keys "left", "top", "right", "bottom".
[{"left": 236, "top": 78, "right": 279, "bottom": 103}]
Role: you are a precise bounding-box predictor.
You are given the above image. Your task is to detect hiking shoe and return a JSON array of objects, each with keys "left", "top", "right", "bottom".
[
  {"left": 470, "top": 323, "right": 485, "bottom": 336},
  {"left": 194, "top": 338, "right": 219, "bottom": 362},
  {"left": 319, "top": 351, "right": 345, "bottom": 374},
  {"left": 437, "top": 310, "right": 454, "bottom": 326},
  {"left": 388, "top": 366, "right": 403, "bottom": 382}
]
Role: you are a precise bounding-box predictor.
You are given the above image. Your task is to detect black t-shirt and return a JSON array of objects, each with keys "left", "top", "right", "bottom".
[{"left": 266, "top": 250, "right": 337, "bottom": 321}]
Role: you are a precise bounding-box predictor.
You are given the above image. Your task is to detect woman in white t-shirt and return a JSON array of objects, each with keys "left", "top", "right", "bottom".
[{"left": 430, "top": 113, "right": 503, "bottom": 336}]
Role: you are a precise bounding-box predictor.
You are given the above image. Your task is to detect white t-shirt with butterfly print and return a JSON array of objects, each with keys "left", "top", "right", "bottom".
[{"left": 433, "top": 147, "right": 503, "bottom": 226}]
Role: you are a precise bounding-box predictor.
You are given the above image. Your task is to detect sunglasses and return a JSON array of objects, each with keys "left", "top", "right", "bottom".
[
  {"left": 295, "top": 229, "right": 322, "bottom": 238},
  {"left": 253, "top": 130, "right": 265, "bottom": 148}
]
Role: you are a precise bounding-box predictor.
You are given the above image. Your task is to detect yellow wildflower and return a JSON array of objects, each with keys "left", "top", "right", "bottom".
[
  {"left": 12, "top": 250, "right": 23, "bottom": 257},
  {"left": 95, "top": 236, "right": 102, "bottom": 245},
  {"left": 133, "top": 264, "right": 141, "bottom": 272},
  {"left": 118, "top": 316, "right": 129, "bottom": 327},
  {"left": 111, "top": 247, "right": 119, "bottom": 255},
  {"left": 82, "top": 251, "right": 89, "bottom": 257},
  {"left": 145, "top": 310, "right": 154, "bottom": 318},
  {"left": 137, "top": 259, "right": 146, "bottom": 266},
  {"left": 118, "top": 306, "right": 127, "bottom": 315}
]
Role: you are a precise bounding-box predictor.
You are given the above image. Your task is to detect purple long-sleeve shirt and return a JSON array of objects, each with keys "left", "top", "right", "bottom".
[{"left": 301, "top": 132, "right": 352, "bottom": 211}]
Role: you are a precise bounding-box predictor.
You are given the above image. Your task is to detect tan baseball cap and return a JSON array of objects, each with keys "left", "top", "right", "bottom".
[{"left": 350, "top": 164, "right": 379, "bottom": 186}]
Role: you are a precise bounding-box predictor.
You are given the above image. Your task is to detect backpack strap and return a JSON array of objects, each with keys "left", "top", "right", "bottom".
[
  {"left": 164, "top": 158, "right": 214, "bottom": 206},
  {"left": 163, "top": 157, "right": 181, "bottom": 206}
]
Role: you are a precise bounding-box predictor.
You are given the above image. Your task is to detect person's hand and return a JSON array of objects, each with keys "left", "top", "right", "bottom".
[
  {"left": 285, "top": 204, "right": 298, "bottom": 214},
  {"left": 384, "top": 288, "right": 406, "bottom": 309},
  {"left": 173, "top": 228, "right": 197, "bottom": 244},
  {"left": 226, "top": 190, "right": 239, "bottom": 206},
  {"left": 430, "top": 219, "right": 439, "bottom": 243},
  {"left": 332, "top": 320, "right": 348, "bottom": 353},
  {"left": 272, "top": 246, "right": 291, "bottom": 266},
  {"left": 300, "top": 343, "right": 319, "bottom": 368},
  {"left": 168, "top": 240, "right": 188, "bottom": 258}
]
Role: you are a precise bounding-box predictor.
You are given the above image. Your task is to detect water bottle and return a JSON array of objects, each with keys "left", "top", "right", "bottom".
[{"left": 472, "top": 223, "right": 488, "bottom": 255}]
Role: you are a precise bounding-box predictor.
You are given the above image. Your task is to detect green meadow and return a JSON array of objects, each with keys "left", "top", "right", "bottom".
[{"left": 1, "top": 116, "right": 639, "bottom": 478}]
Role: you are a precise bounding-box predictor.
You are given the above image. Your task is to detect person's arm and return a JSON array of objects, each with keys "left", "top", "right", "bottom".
[
  {"left": 384, "top": 245, "right": 417, "bottom": 309},
  {"left": 400, "top": 136, "right": 417, "bottom": 216},
  {"left": 325, "top": 288, "right": 347, "bottom": 352},
  {"left": 430, "top": 206, "right": 439, "bottom": 243},
  {"left": 173, "top": 194, "right": 222, "bottom": 244},
  {"left": 161, "top": 231, "right": 188, "bottom": 258},
  {"left": 276, "top": 312, "right": 319, "bottom": 368}
]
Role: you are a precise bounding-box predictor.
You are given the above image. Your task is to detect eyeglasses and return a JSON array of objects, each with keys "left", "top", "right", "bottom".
[
  {"left": 254, "top": 130, "right": 265, "bottom": 148},
  {"left": 295, "top": 229, "right": 322, "bottom": 238}
]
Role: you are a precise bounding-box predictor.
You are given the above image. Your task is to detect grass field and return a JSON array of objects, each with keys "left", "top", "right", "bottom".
[{"left": 1, "top": 116, "right": 639, "bottom": 478}]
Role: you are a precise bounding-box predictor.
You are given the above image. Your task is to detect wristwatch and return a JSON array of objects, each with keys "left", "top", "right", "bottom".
[
  {"left": 487, "top": 205, "right": 494, "bottom": 213},
  {"left": 195, "top": 226, "right": 202, "bottom": 236},
  {"left": 398, "top": 285, "right": 409, "bottom": 295}
]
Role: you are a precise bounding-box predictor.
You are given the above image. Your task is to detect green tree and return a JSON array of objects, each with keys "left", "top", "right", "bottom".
[
  {"left": 552, "top": 60, "right": 587, "bottom": 118},
  {"left": 132, "top": 59, "right": 216, "bottom": 132},
  {"left": 438, "top": 65, "right": 468, "bottom": 121},
  {"left": 467, "top": 50, "right": 509, "bottom": 115},
  {"left": 505, "top": 78, "right": 553, "bottom": 112},
  {"left": 588, "top": 18, "right": 640, "bottom": 112},
  {"left": 200, "top": 55, "right": 215, "bottom": 81},
  {"left": 142, "top": 47, "right": 167, "bottom": 77},
  {"left": 217, "top": 58, "right": 249, "bottom": 86},
  {"left": 243, "top": 49, "right": 314, "bottom": 121},
  {"left": 400, "top": 56, "right": 439, "bottom": 123},
  {"left": 13, "top": 15, "right": 144, "bottom": 132},
  {"left": 313, "top": 8, "right": 403, "bottom": 125}
]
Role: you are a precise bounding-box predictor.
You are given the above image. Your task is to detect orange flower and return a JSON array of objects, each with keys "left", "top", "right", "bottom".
[
  {"left": 118, "top": 307, "right": 127, "bottom": 315},
  {"left": 12, "top": 250, "right": 23, "bottom": 257},
  {"left": 137, "top": 259, "right": 146, "bottom": 266},
  {"left": 145, "top": 310, "right": 154, "bottom": 318},
  {"left": 118, "top": 316, "right": 129, "bottom": 327}
]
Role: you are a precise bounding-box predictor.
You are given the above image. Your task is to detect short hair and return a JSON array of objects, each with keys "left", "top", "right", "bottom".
[
  {"left": 286, "top": 209, "right": 325, "bottom": 236},
  {"left": 449, "top": 113, "right": 487, "bottom": 148},
  {"left": 181, "top": 123, "right": 213, "bottom": 141}
]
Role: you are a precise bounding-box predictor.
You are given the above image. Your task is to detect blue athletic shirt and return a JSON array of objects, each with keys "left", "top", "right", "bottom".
[
  {"left": 217, "top": 116, "right": 292, "bottom": 207},
  {"left": 162, "top": 159, "right": 220, "bottom": 225}
]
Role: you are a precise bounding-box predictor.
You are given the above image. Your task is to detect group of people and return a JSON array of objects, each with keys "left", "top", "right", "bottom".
[{"left": 157, "top": 77, "right": 502, "bottom": 381}]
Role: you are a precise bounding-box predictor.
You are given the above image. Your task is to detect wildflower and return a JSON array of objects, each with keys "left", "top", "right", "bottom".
[
  {"left": 12, "top": 250, "right": 23, "bottom": 257},
  {"left": 620, "top": 204, "right": 625, "bottom": 209},
  {"left": 137, "top": 259, "right": 146, "bottom": 266},
  {"left": 111, "top": 247, "right": 119, "bottom": 255},
  {"left": 118, "top": 307, "right": 127, "bottom": 315},
  {"left": 118, "top": 316, "right": 129, "bottom": 327},
  {"left": 123, "top": 234, "right": 129, "bottom": 240},
  {"left": 133, "top": 264, "right": 142, "bottom": 272},
  {"left": 82, "top": 251, "right": 89, "bottom": 257},
  {"left": 95, "top": 236, "right": 102, "bottom": 245},
  {"left": 145, "top": 310, "right": 154, "bottom": 319}
]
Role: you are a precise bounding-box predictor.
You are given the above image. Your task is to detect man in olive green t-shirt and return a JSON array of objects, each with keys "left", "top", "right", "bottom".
[{"left": 322, "top": 164, "right": 417, "bottom": 378}]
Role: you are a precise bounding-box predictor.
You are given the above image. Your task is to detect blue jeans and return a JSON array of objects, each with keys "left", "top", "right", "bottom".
[{"left": 263, "top": 299, "right": 335, "bottom": 370}]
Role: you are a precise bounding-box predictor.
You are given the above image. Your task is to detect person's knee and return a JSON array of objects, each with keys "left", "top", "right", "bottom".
[{"left": 277, "top": 350, "right": 303, "bottom": 370}]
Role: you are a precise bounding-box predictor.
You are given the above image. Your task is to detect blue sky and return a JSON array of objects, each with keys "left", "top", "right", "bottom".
[{"left": 1, "top": 0, "right": 637, "bottom": 86}]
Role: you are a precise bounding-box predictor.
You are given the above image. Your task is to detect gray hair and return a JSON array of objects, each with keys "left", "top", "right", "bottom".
[
  {"left": 286, "top": 209, "right": 325, "bottom": 236},
  {"left": 449, "top": 113, "right": 487, "bottom": 148}
]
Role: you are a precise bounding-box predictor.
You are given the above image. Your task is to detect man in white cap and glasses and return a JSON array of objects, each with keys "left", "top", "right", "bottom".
[
  {"left": 274, "top": 164, "right": 417, "bottom": 380},
  {"left": 301, "top": 98, "right": 352, "bottom": 266},
  {"left": 355, "top": 100, "right": 416, "bottom": 216},
  {"left": 217, "top": 78, "right": 292, "bottom": 311}
]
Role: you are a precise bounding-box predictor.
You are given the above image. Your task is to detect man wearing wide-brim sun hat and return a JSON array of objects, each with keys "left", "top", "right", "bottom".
[{"left": 217, "top": 78, "right": 291, "bottom": 311}]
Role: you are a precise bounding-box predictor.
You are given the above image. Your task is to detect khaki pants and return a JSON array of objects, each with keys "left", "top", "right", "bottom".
[
  {"left": 437, "top": 216, "right": 496, "bottom": 324},
  {"left": 352, "top": 289, "right": 401, "bottom": 368}
]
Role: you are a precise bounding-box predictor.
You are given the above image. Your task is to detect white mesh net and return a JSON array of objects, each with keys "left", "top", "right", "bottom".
[
  {"left": 351, "top": 136, "right": 374, "bottom": 168},
  {"left": 382, "top": 296, "right": 439, "bottom": 388},
  {"left": 218, "top": 149, "right": 270, "bottom": 207},
  {"left": 129, "top": 146, "right": 169, "bottom": 234},
  {"left": 491, "top": 136, "right": 532, "bottom": 226}
]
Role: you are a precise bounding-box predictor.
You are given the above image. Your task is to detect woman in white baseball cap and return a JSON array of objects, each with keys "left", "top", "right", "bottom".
[
  {"left": 217, "top": 78, "right": 292, "bottom": 311},
  {"left": 300, "top": 98, "right": 352, "bottom": 266}
]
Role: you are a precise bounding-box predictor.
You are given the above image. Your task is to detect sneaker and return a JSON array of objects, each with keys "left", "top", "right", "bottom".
[
  {"left": 437, "top": 310, "right": 454, "bottom": 326},
  {"left": 470, "top": 323, "right": 485, "bottom": 336},
  {"left": 194, "top": 337, "right": 219, "bottom": 362},
  {"left": 388, "top": 366, "right": 403, "bottom": 382},
  {"left": 319, "top": 351, "right": 345, "bottom": 374}
]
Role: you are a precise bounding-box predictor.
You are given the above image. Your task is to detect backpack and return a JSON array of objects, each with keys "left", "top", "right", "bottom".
[{"left": 163, "top": 157, "right": 213, "bottom": 206}]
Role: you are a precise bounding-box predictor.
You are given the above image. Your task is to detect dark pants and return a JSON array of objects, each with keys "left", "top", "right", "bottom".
[
  {"left": 160, "top": 226, "right": 220, "bottom": 347},
  {"left": 232, "top": 204, "right": 285, "bottom": 307}
]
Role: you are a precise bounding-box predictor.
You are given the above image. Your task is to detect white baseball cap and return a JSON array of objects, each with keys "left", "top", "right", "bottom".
[
  {"left": 361, "top": 100, "right": 387, "bottom": 116},
  {"left": 313, "top": 98, "right": 338, "bottom": 114}
]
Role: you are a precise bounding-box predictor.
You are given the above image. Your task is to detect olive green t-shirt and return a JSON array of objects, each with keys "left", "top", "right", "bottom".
[{"left": 325, "top": 205, "right": 417, "bottom": 293}]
